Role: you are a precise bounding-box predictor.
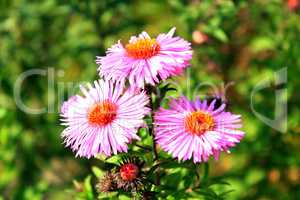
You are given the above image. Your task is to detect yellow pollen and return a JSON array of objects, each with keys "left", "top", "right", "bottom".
[
  {"left": 184, "top": 111, "right": 215, "bottom": 135},
  {"left": 88, "top": 100, "right": 117, "bottom": 126},
  {"left": 125, "top": 38, "right": 160, "bottom": 59}
]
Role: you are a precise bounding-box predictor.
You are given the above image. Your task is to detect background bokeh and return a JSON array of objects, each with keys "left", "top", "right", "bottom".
[{"left": 0, "top": 0, "right": 299, "bottom": 199}]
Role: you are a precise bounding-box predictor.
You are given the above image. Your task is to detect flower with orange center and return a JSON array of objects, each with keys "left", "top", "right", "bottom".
[
  {"left": 97, "top": 27, "right": 192, "bottom": 88},
  {"left": 120, "top": 163, "right": 139, "bottom": 181},
  {"left": 60, "top": 80, "right": 149, "bottom": 158},
  {"left": 88, "top": 100, "right": 117, "bottom": 126},
  {"left": 125, "top": 38, "right": 160, "bottom": 59},
  {"left": 154, "top": 97, "right": 244, "bottom": 163},
  {"left": 184, "top": 111, "right": 215, "bottom": 135}
]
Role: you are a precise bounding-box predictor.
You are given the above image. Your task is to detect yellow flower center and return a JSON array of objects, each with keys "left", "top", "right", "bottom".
[
  {"left": 88, "top": 100, "right": 117, "bottom": 126},
  {"left": 125, "top": 38, "right": 160, "bottom": 59},
  {"left": 184, "top": 111, "right": 215, "bottom": 135}
]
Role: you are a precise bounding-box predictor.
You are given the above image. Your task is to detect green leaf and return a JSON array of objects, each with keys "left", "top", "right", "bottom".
[
  {"left": 219, "top": 189, "right": 235, "bottom": 198},
  {"left": 250, "top": 36, "right": 276, "bottom": 53},
  {"left": 98, "top": 192, "right": 118, "bottom": 200},
  {"left": 194, "top": 188, "right": 220, "bottom": 200},
  {"left": 83, "top": 176, "right": 94, "bottom": 200},
  {"left": 245, "top": 168, "right": 265, "bottom": 186},
  {"left": 212, "top": 29, "right": 228, "bottom": 43},
  {"left": 92, "top": 166, "right": 104, "bottom": 178},
  {"left": 105, "top": 155, "right": 122, "bottom": 165},
  {"left": 118, "top": 194, "right": 131, "bottom": 200}
]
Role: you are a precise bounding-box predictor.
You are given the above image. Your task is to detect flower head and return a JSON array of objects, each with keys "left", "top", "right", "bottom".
[
  {"left": 60, "top": 80, "right": 150, "bottom": 158},
  {"left": 120, "top": 163, "right": 139, "bottom": 181},
  {"left": 96, "top": 27, "right": 192, "bottom": 88},
  {"left": 96, "top": 171, "right": 118, "bottom": 193},
  {"left": 115, "top": 156, "right": 145, "bottom": 191},
  {"left": 154, "top": 96, "right": 244, "bottom": 163}
]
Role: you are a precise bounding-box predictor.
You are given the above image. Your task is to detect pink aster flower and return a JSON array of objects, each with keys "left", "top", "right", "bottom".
[
  {"left": 60, "top": 80, "right": 150, "bottom": 158},
  {"left": 154, "top": 96, "right": 244, "bottom": 163},
  {"left": 96, "top": 27, "right": 192, "bottom": 88}
]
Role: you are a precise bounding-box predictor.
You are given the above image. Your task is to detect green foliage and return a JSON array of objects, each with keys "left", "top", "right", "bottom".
[{"left": 0, "top": 0, "right": 299, "bottom": 199}]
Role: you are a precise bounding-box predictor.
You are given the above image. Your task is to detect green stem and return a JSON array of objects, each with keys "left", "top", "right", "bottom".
[
  {"left": 146, "top": 85, "right": 160, "bottom": 185},
  {"left": 202, "top": 163, "right": 209, "bottom": 184},
  {"left": 150, "top": 98, "right": 160, "bottom": 185},
  {"left": 194, "top": 164, "right": 201, "bottom": 188}
]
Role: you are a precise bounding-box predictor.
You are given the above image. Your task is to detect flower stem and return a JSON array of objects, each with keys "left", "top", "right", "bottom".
[
  {"left": 150, "top": 98, "right": 160, "bottom": 185},
  {"left": 202, "top": 163, "right": 209, "bottom": 184},
  {"left": 146, "top": 84, "right": 160, "bottom": 185}
]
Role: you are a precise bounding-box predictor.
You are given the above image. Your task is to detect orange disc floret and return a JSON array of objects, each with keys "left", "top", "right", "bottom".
[
  {"left": 125, "top": 38, "right": 160, "bottom": 59},
  {"left": 120, "top": 163, "right": 139, "bottom": 181},
  {"left": 88, "top": 100, "right": 117, "bottom": 126},
  {"left": 184, "top": 111, "right": 215, "bottom": 135}
]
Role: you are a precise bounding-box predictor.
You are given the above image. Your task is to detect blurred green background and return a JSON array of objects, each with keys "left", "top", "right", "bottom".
[{"left": 0, "top": 0, "right": 299, "bottom": 199}]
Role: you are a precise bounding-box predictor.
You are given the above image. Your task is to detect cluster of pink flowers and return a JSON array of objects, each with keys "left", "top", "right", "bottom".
[{"left": 60, "top": 27, "right": 244, "bottom": 163}]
